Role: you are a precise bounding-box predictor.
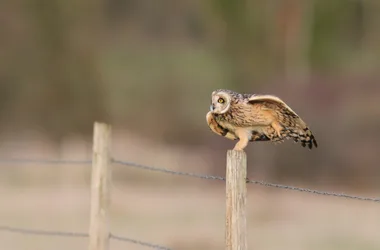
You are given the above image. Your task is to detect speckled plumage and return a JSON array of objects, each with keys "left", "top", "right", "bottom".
[{"left": 206, "top": 89, "right": 317, "bottom": 151}]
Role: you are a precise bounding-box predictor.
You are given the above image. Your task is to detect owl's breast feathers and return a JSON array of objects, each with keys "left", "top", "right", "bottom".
[
  {"left": 212, "top": 101, "right": 271, "bottom": 142},
  {"left": 215, "top": 100, "right": 269, "bottom": 127}
]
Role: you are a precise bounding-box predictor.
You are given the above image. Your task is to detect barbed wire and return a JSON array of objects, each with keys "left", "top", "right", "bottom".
[
  {"left": 0, "top": 226, "right": 172, "bottom": 249},
  {"left": 245, "top": 179, "right": 380, "bottom": 203},
  {"left": 110, "top": 234, "right": 171, "bottom": 250},
  {"left": 0, "top": 157, "right": 379, "bottom": 203},
  {"left": 113, "top": 159, "right": 380, "bottom": 203},
  {"left": 113, "top": 159, "right": 225, "bottom": 181},
  {"left": 0, "top": 158, "right": 91, "bottom": 165},
  {"left": 0, "top": 226, "right": 88, "bottom": 238}
]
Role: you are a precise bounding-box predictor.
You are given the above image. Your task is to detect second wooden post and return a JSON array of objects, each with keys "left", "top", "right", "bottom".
[{"left": 225, "top": 150, "right": 247, "bottom": 250}]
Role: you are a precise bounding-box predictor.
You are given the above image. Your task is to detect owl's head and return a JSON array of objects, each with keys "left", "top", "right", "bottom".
[{"left": 210, "top": 89, "right": 233, "bottom": 114}]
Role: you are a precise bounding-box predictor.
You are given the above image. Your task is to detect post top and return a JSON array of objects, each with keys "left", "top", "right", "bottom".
[{"left": 227, "top": 150, "right": 247, "bottom": 157}]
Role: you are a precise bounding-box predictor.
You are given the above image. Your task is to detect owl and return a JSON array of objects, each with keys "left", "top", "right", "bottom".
[{"left": 206, "top": 89, "right": 318, "bottom": 151}]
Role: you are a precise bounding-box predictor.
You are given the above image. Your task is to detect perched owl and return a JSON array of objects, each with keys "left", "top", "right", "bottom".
[{"left": 206, "top": 89, "right": 318, "bottom": 151}]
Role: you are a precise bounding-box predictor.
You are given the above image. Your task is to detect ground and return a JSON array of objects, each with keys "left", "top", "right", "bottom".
[{"left": 1, "top": 182, "right": 379, "bottom": 250}]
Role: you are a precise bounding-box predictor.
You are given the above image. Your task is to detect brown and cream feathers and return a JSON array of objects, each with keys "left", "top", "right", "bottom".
[{"left": 206, "top": 89, "right": 317, "bottom": 151}]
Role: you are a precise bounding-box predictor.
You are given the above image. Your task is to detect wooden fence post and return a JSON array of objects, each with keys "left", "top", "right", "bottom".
[
  {"left": 89, "top": 122, "right": 112, "bottom": 250},
  {"left": 225, "top": 150, "right": 247, "bottom": 250}
]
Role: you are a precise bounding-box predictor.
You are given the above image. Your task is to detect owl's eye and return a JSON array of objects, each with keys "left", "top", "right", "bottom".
[{"left": 218, "top": 98, "right": 225, "bottom": 104}]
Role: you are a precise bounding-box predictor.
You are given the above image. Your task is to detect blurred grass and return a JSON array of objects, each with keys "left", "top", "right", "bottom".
[
  {"left": 2, "top": 0, "right": 380, "bottom": 187},
  {"left": 101, "top": 44, "right": 232, "bottom": 129}
]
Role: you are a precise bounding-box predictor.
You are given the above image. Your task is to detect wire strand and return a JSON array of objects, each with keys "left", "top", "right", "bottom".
[
  {"left": 110, "top": 234, "right": 171, "bottom": 250},
  {"left": 113, "top": 159, "right": 380, "bottom": 203},
  {"left": 1, "top": 157, "right": 379, "bottom": 202},
  {"left": 0, "top": 226, "right": 88, "bottom": 238},
  {"left": 0, "top": 159, "right": 91, "bottom": 165},
  {"left": 113, "top": 159, "right": 225, "bottom": 181},
  {"left": 246, "top": 179, "right": 380, "bottom": 203},
  {"left": 0, "top": 226, "right": 172, "bottom": 249}
]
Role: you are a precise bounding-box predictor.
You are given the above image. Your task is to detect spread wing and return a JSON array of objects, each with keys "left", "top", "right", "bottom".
[
  {"left": 206, "top": 111, "right": 237, "bottom": 140},
  {"left": 248, "top": 95, "right": 318, "bottom": 149},
  {"left": 248, "top": 95, "right": 300, "bottom": 120}
]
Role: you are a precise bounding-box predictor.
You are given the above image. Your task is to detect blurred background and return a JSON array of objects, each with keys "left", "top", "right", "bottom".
[{"left": 1, "top": 0, "right": 380, "bottom": 249}]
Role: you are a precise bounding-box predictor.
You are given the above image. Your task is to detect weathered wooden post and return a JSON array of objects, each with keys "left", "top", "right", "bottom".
[{"left": 225, "top": 150, "right": 247, "bottom": 250}]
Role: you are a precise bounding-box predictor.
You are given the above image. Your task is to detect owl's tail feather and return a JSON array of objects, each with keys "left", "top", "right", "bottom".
[
  {"left": 265, "top": 125, "right": 318, "bottom": 149},
  {"left": 284, "top": 126, "right": 318, "bottom": 149},
  {"left": 290, "top": 127, "right": 318, "bottom": 149}
]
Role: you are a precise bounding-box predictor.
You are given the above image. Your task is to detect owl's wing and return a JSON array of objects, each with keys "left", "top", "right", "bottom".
[
  {"left": 248, "top": 95, "right": 300, "bottom": 119},
  {"left": 206, "top": 111, "right": 237, "bottom": 140},
  {"left": 247, "top": 95, "right": 318, "bottom": 149}
]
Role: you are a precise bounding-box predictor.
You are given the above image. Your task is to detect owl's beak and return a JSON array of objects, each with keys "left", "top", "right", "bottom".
[{"left": 210, "top": 104, "right": 214, "bottom": 111}]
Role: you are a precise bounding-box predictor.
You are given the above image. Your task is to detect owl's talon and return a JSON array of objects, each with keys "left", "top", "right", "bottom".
[{"left": 233, "top": 144, "right": 246, "bottom": 151}]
